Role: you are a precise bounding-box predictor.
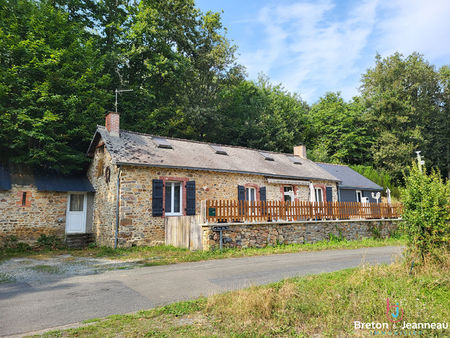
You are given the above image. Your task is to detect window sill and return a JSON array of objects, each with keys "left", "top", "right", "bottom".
[{"left": 165, "top": 213, "right": 183, "bottom": 217}]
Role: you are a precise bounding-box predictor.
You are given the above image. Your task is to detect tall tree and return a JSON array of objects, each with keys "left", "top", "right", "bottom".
[
  {"left": 307, "top": 92, "right": 371, "bottom": 164},
  {"left": 121, "top": 0, "right": 244, "bottom": 139},
  {"left": 0, "top": 0, "right": 109, "bottom": 173},
  {"left": 360, "top": 53, "right": 446, "bottom": 183},
  {"left": 214, "top": 76, "right": 309, "bottom": 152}
]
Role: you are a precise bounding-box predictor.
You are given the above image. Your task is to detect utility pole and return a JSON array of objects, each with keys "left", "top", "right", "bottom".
[
  {"left": 114, "top": 89, "right": 133, "bottom": 113},
  {"left": 415, "top": 151, "right": 425, "bottom": 172}
]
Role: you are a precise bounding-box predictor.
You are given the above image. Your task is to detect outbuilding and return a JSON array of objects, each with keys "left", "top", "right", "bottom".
[{"left": 316, "top": 163, "right": 383, "bottom": 203}]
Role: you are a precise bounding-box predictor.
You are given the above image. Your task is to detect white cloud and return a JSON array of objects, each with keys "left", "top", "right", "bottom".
[
  {"left": 236, "top": 0, "right": 450, "bottom": 102},
  {"left": 239, "top": 0, "right": 378, "bottom": 101},
  {"left": 376, "top": 0, "right": 450, "bottom": 60}
]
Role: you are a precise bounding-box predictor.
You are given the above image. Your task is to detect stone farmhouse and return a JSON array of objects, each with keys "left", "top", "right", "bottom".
[
  {"left": 0, "top": 112, "right": 399, "bottom": 249},
  {"left": 87, "top": 112, "right": 340, "bottom": 247}
]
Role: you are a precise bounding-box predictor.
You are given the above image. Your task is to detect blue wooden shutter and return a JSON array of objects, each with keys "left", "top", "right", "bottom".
[
  {"left": 238, "top": 185, "right": 245, "bottom": 201},
  {"left": 186, "top": 181, "right": 196, "bottom": 215},
  {"left": 260, "top": 187, "right": 267, "bottom": 201},
  {"left": 152, "top": 179, "right": 164, "bottom": 216},
  {"left": 326, "top": 187, "right": 333, "bottom": 202}
]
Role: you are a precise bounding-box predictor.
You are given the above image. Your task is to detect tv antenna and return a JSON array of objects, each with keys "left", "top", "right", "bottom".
[{"left": 114, "top": 88, "right": 133, "bottom": 113}]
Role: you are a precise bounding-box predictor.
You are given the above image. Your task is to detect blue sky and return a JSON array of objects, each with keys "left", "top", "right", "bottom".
[{"left": 195, "top": 0, "right": 450, "bottom": 103}]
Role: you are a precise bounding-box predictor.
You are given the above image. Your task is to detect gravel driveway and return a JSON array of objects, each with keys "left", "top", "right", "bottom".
[{"left": 0, "top": 255, "right": 141, "bottom": 286}]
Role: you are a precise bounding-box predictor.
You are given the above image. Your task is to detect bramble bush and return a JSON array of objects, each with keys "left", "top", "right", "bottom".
[{"left": 401, "top": 162, "right": 449, "bottom": 260}]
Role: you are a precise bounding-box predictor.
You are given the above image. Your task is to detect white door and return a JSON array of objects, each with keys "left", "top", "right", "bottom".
[{"left": 66, "top": 193, "right": 87, "bottom": 233}]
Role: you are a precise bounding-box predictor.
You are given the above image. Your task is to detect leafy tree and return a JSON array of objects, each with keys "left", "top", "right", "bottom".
[
  {"left": 214, "top": 76, "right": 309, "bottom": 152},
  {"left": 307, "top": 92, "right": 371, "bottom": 164},
  {"left": 0, "top": 0, "right": 243, "bottom": 172},
  {"left": 401, "top": 162, "right": 449, "bottom": 260},
  {"left": 0, "top": 0, "right": 109, "bottom": 173},
  {"left": 360, "top": 53, "right": 446, "bottom": 183},
  {"left": 121, "top": 0, "right": 244, "bottom": 139}
]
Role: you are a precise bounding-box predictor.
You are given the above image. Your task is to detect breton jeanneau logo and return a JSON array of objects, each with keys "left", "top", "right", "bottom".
[{"left": 386, "top": 298, "right": 404, "bottom": 323}]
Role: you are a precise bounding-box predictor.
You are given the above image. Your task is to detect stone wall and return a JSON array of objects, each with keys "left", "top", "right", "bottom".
[
  {"left": 87, "top": 144, "right": 119, "bottom": 247},
  {"left": 201, "top": 219, "right": 401, "bottom": 250},
  {"left": 93, "top": 157, "right": 338, "bottom": 247},
  {"left": 0, "top": 185, "right": 68, "bottom": 245}
]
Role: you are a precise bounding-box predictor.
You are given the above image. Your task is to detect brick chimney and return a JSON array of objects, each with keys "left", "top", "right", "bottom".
[
  {"left": 293, "top": 145, "right": 307, "bottom": 159},
  {"left": 105, "top": 112, "right": 120, "bottom": 136}
]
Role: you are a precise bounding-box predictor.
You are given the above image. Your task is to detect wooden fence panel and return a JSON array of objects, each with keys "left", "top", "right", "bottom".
[{"left": 205, "top": 200, "right": 402, "bottom": 223}]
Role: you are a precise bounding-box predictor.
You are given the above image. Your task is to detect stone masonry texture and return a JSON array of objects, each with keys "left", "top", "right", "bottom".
[
  {"left": 88, "top": 143, "right": 339, "bottom": 247},
  {"left": 0, "top": 185, "right": 67, "bottom": 245},
  {"left": 201, "top": 220, "right": 401, "bottom": 250}
]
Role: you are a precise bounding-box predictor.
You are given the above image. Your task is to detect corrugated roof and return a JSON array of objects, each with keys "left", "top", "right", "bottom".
[
  {"left": 34, "top": 175, "right": 95, "bottom": 192},
  {"left": 0, "top": 165, "right": 11, "bottom": 190},
  {"left": 88, "top": 126, "right": 340, "bottom": 182},
  {"left": 316, "top": 163, "right": 383, "bottom": 190}
]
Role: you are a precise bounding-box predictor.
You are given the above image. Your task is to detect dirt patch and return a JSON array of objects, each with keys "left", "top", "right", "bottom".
[{"left": 0, "top": 255, "right": 142, "bottom": 285}]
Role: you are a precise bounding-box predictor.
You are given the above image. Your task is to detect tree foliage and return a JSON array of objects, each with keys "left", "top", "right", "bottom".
[
  {"left": 0, "top": 0, "right": 110, "bottom": 173},
  {"left": 350, "top": 165, "right": 400, "bottom": 198},
  {"left": 0, "top": 0, "right": 448, "bottom": 183},
  {"left": 401, "top": 162, "right": 449, "bottom": 260},
  {"left": 307, "top": 92, "right": 371, "bottom": 164},
  {"left": 360, "top": 53, "right": 449, "bottom": 183}
]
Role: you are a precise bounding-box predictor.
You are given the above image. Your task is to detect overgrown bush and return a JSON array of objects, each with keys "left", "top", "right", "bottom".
[
  {"left": 37, "top": 234, "right": 64, "bottom": 250},
  {"left": 1, "top": 235, "right": 31, "bottom": 252},
  {"left": 401, "top": 162, "right": 450, "bottom": 260}
]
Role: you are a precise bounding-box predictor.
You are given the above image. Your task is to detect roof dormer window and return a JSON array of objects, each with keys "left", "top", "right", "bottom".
[
  {"left": 210, "top": 145, "right": 227, "bottom": 155},
  {"left": 153, "top": 137, "right": 173, "bottom": 149},
  {"left": 287, "top": 156, "right": 302, "bottom": 165},
  {"left": 259, "top": 151, "right": 274, "bottom": 161}
]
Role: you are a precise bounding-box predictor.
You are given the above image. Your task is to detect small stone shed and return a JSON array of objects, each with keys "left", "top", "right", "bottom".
[
  {"left": 0, "top": 164, "right": 95, "bottom": 244},
  {"left": 86, "top": 112, "right": 342, "bottom": 247}
]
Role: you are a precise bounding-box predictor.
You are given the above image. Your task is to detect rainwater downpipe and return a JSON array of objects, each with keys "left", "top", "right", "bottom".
[{"left": 114, "top": 165, "right": 121, "bottom": 249}]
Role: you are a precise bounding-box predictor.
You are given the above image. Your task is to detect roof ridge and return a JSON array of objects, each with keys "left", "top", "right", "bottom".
[
  {"left": 316, "top": 162, "right": 348, "bottom": 167},
  {"left": 98, "top": 125, "right": 302, "bottom": 157}
]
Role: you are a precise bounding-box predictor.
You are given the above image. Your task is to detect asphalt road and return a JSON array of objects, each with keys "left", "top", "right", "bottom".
[{"left": 0, "top": 246, "right": 403, "bottom": 336}]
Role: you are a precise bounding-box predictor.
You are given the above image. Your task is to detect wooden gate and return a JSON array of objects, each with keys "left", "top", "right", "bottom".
[{"left": 165, "top": 215, "right": 203, "bottom": 250}]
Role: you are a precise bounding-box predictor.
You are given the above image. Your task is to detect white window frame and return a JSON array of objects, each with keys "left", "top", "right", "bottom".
[
  {"left": 165, "top": 181, "right": 183, "bottom": 216},
  {"left": 284, "top": 186, "right": 294, "bottom": 202},
  {"left": 245, "top": 187, "right": 257, "bottom": 202},
  {"left": 356, "top": 190, "right": 363, "bottom": 203},
  {"left": 315, "top": 187, "right": 323, "bottom": 203}
]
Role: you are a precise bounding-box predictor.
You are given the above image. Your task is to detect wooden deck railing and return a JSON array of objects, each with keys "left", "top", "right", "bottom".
[{"left": 205, "top": 200, "right": 403, "bottom": 223}]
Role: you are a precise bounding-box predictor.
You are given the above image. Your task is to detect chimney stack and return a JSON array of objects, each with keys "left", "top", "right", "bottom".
[
  {"left": 105, "top": 111, "right": 120, "bottom": 136},
  {"left": 293, "top": 145, "right": 307, "bottom": 159}
]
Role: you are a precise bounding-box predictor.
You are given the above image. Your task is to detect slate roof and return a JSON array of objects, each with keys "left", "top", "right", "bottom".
[
  {"left": 88, "top": 126, "right": 340, "bottom": 182},
  {"left": 316, "top": 163, "right": 383, "bottom": 191},
  {"left": 34, "top": 175, "right": 95, "bottom": 192},
  {"left": 0, "top": 164, "right": 94, "bottom": 192}
]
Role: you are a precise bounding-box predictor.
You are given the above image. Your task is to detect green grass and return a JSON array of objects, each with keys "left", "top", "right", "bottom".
[
  {"left": 1, "top": 236, "right": 406, "bottom": 266},
  {"left": 37, "top": 251, "right": 449, "bottom": 337}
]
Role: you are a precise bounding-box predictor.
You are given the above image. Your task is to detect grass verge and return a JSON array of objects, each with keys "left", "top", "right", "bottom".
[
  {"left": 38, "top": 252, "right": 449, "bottom": 337},
  {"left": 1, "top": 236, "right": 405, "bottom": 265}
]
